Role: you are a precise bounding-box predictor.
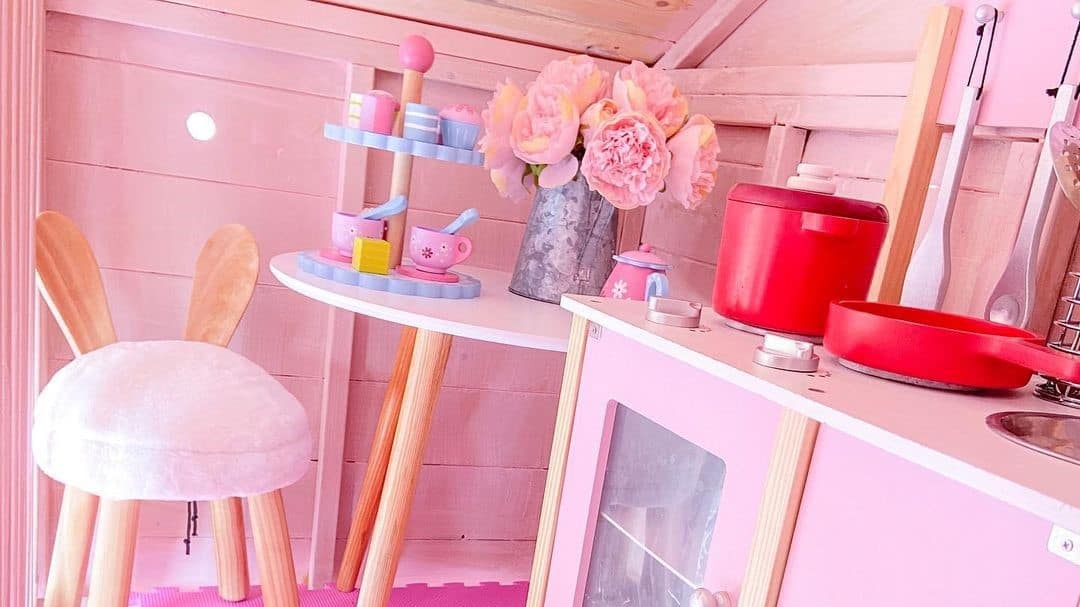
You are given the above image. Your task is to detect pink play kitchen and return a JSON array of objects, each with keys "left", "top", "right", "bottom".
[{"left": 5, "top": 2, "right": 1080, "bottom": 607}]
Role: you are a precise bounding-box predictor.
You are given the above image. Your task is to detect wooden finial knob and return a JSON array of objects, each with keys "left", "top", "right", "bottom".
[
  {"left": 1072, "top": 1, "right": 1080, "bottom": 20},
  {"left": 400, "top": 35, "right": 434, "bottom": 72}
]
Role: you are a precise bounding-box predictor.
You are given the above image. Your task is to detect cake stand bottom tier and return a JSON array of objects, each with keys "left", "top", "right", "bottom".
[{"left": 298, "top": 250, "right": 481, "bottom": 299}]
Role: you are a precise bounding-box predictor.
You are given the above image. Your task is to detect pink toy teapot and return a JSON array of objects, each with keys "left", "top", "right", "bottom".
[{"left": 601, "top": 244, "right": 671, "bottom": 301}]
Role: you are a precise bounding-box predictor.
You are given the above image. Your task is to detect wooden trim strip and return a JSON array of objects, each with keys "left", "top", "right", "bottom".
[
  {"left": 688, "top": 94, "right": 907, "bottom": 133},
  {"left": 760, "top": 125, "right": 808, "bottom": 187},
  {"left": 1, "top": 1, "right": 44, "bottom": 605},
  {"left": 526, "top": 315, "right": 590, "bottom": 607},
  {"left": 738, "top": 409, "right": 819, "bottom": 607},
  {"left": 871, "top": 5, "right": 962, "bottom": 302},
  {"left": 668, "top": 62, "right": 915, "bottom": 97},
  {"left": 305, "top": 64, "right": 373, "bottom": 589}
]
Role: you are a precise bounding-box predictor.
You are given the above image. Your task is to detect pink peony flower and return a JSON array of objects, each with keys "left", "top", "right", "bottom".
[
  {"left": 666, "top": 114, "right": 721, "bottom": 210},
  {"left": 580, "top": 111, "right": 671, "bottom": 210},
  {"left": 580, "top": 98, "right": 619, "bottom": 141},
  {"left": 538, "top": 155, "right": 579, "bottom": 189},
  {"left": 612, "top": 61, "right": 689, "bottom": 138},
  {"left": 479, "top": 79, "right": 530, "bottom": 199},
  {"left": 510, "top": 82, "right": 580, "bottom": 165},
  {"left": 537, "top": 55, "right": 611, "bottom": 114}
]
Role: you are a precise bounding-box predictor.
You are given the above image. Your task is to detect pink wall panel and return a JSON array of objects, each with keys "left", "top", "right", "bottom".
[
  {"left": 45, "top": 51, "right": 341, "bottom": 197},
  {"left": 939, "top": 0, "right": 1080, "bottom": 129},
  {"left": 779, "top": 427, "right": 1079, "bottom": 606},
  {"left": 43, "top": 161, "right": 333, "bottom": 284},
  {"left": 344, "top": 380, "right": 556, "bottom": 468},
  {"left": 40, "top": 10, "right": 562, "bottom": 591}
]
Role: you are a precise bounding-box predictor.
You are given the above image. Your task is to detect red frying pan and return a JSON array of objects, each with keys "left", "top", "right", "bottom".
[{"left": 823, "top": 301, "right": 1080, "bottom": 391}]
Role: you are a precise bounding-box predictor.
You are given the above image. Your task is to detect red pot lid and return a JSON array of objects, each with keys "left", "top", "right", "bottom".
[
  {"left": 727, "top": 183, "right": 888, "bottom": 223},
  {"left": 613, "top": 244, "right": 671, "bottom": 270}
]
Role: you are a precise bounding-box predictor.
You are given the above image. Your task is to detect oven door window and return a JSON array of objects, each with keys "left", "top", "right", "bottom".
[{"left": 583, "top": 402, "right": 727, "bottom": 607}]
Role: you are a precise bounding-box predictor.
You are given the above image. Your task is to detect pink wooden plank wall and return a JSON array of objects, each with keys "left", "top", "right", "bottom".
[
  {"left": 650, "top": 0, "right": 1080, "bottom": 335},
  {"left": 40, "top": 11, "right": 559, "bottom": 589}
]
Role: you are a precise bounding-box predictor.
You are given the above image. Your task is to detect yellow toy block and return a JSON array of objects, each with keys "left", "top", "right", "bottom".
[{"left": 352, "top": 237, "right": 391, "bottom": 275}]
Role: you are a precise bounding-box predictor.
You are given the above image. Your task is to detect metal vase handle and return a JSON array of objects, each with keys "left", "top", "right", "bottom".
[{"left": 646, "top": 273, "right": 669, "bottom": 300}]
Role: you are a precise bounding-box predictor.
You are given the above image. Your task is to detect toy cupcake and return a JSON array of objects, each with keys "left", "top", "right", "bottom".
[{"left": 439, "top": 104, "right": 481, "bottom": 149}]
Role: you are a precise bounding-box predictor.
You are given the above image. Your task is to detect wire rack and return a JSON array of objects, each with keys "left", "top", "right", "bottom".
[{"left": 1036, "top": 271, "right": 1080, "bottom": 408}]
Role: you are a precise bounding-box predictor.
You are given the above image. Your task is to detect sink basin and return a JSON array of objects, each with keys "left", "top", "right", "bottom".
[{"left": 987, "top": 411, "right": 1080, "bottom": 466}]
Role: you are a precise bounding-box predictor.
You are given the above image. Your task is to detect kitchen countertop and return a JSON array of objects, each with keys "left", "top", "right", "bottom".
[{"left": 562, "top": 295, "right": 1080, "bottom": 532}]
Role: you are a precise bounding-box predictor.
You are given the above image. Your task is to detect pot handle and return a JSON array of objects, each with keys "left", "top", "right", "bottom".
[
  {"left": 801, "top": 211, "right": 860, "bottom": 237},
  {"left": 994, "top": 339, "right": 1080, "bottom": 383}
]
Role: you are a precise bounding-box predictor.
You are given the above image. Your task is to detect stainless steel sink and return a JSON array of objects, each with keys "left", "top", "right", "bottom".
[{"left": 987, "top": 411, "right": 1080, "bottom": 466}]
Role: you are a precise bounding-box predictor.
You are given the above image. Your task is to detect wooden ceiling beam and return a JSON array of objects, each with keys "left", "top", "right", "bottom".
[
  {"left": 318, "top": 0, "right": 664, "bottom": 63},
  {"left": 655, "top": 0, "right": 768, "bottom": 69}
]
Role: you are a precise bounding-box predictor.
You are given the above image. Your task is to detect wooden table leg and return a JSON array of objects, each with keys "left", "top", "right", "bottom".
[
  {"left": 526, "top": 315, "right": 590, "bottom": 607},
  {"left": 249, "top": 489, "right": 300, "bottom": 607},
  {"left": 44, "top": 485, "right": 99, "bottom": 607},
  {"left": 336, "top": 326, "right": 417, "bottom": 591},
  {"left": 355, "top": 328, "right": 452, "bottom": 607},
  {"left": 210, "top": 497, "right": 250, "bottom": 601},
  {"left": 86, "top": 499, "right": 139, "bottom": 607}
]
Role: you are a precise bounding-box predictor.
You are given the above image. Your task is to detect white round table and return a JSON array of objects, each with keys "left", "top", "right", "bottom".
[{"left": 270, "top": 252, "right": 570, "bottom": 603}]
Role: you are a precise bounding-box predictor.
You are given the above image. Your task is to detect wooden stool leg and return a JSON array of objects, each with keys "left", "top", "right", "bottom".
[
  {"left": 249, "top": 489, "right": 299, "bottom": 607},
  {"left": 44, "top": 485, "right": 99, "bottom": 607},
  {"left": 336, "top": 326, "right": 417, "bottom": 591},
  {"left": 210, "top": 497, "right": 250, "bottom": 601},
  {"left": 356, "top": 329, "right": 452, "bottom": 607},
  {"left": 86, "top": 499, "right": 139, "bottom": 607}
]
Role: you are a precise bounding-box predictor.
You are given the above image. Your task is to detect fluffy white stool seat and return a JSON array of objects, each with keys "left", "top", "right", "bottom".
[{"left": 33, "top": 340, "right": 311, "bottom": 501}]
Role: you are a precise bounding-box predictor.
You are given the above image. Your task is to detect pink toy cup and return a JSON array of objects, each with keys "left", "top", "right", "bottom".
[
  {"left": 332, "top": 212, "right": 385, "bottom": 257},
  {"left": 408, "top": 226, "right": 472, "bottom": 274}
]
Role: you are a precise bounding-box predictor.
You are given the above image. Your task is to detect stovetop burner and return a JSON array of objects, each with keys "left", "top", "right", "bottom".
[
  {"left": 836, "top": 358, "right": 979, "bottom": 392},
  {"left": 723, "top": 317, "right": 823, "bottom": 345}
]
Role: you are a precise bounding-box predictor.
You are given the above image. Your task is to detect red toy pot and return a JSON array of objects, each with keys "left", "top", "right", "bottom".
[{"left": 712, "top": 183, "right": 888, "bottom": 337}]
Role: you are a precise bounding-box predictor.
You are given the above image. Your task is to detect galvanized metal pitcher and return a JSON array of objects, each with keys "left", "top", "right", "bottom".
[{"left": 508, "top": 175, "right": 617, "bottom": 304}]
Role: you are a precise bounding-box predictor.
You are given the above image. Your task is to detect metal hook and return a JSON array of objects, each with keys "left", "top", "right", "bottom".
[
  {"left": 1048, "top": 2, "right": 1080, "bottom": 98},
  {"left": 966, "top": 4, "right": 1000, "bottom": 100}
]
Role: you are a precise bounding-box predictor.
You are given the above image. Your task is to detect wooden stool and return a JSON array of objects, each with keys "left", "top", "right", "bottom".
[{"left": 35, "top": 211, "right": 307, "bottom": 607}]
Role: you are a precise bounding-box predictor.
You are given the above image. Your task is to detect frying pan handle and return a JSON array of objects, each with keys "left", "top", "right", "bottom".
[
  {"left": 801, "top": 211, "right": 860, "bottom": 237},
  {"left": 995, "top": 340, "right": 1080, "bottom": 383}
]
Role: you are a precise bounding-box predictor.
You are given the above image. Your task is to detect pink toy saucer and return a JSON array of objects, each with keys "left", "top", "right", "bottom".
[
  {"left": 397, "top": 265, "right": 460, "bottom": 283},
  {"left": 320, "top": 248, "right": 353, "bottom": 263}
]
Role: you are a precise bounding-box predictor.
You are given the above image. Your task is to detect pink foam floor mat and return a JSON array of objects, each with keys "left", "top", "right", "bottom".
[{"left": 128, "top": 582, "right": 528, "bottom": 606}]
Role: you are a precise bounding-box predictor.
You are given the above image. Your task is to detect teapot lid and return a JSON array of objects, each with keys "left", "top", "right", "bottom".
[{"left": 613, "top": 244, "right": 671, "bottom": 271}]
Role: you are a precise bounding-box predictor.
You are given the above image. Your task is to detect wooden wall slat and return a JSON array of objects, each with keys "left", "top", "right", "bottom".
[
  {"left": 46, "top": 13, "right": 344, "bottom": 98},
  {"left": 44, "top": 161, "right": 332, "bottom": 285},
  {"left": 45, "top": 52, "right": 341, "bottom": 197},
  {"left": 344, "top": 381, "right": 557, "bottom": 467}
]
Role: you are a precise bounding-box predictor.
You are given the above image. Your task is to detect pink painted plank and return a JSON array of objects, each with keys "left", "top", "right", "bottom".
[
  {"left": 44, "top": 51, "right": 341, "bottom": 197},
  {"left": 640, "top": 163, "right": 762, "bottom": 264},
  {"left": 713, "top": 125, "right": 771, "bottom": 166},
  {"left": 44, "top": 161, "right": 332, "bottom": 285},
  {"left": 46, "top": 13, "right": 344, "bottom": 98},
  {"left": 45, "top": 268, "right": 327, "bottom": 379},
  {"left": 344, "top": 380, "right": 557, "bottom": 467},
  {"left": 651, "top": 249, "right": 718, "bottom": 305},
  {"left": 349, "top": 318, "right": 566, "bottom": 393},
  {"left": 131, "top": 537, "right": 532, "bottom": 591},
  {"left": 132, "top": 460, "right": 543, "bottom": 542},
  {"left": 45, "top": 0, "right": 542, "bottom": 91},
  {"left": 779, "top": 426, "right": 1080, "bottom": 607},
  {"left": 939, "top": 0, "right": 1079, "bottom": 129},
  {"left": 338, "top": 463, "right": 545, "bottom": 541}
]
